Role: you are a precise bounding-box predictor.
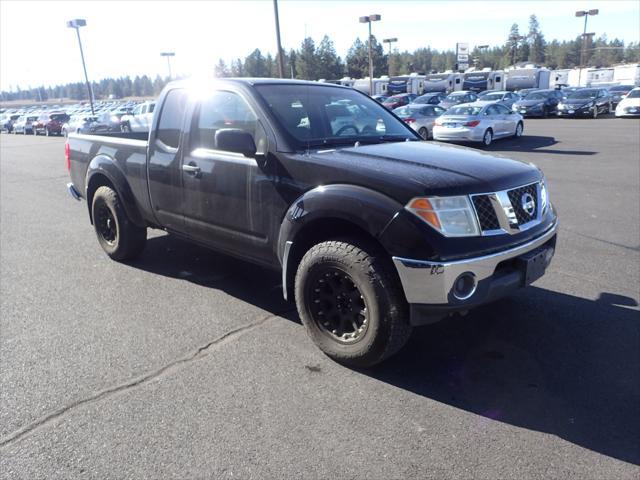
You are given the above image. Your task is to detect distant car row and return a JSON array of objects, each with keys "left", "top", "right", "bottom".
[
  {"left": 1, "top": 100, "right": 156, "bottom": 136},
  {"left": 373, "top": 85, "right": 640, "bottom": 122}
]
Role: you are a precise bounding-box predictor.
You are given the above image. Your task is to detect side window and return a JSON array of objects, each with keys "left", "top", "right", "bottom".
[
  {"left": 455, "top": 78, "right": 461, "bottom": 84},
  {"left": 495, "top": 76, "right": 501, "bottom": 83},
  {"left": 192, "top": 90, "right": 258, "bottom": 151},
  {"left": 496, "top": 104, "right": 510, "bottom": 114},
  {"left": 485, "top": 105, "right": 498, "bottom": 116},
  {"left": 156, "top": 89, "right": 187, "bottom": 149}
]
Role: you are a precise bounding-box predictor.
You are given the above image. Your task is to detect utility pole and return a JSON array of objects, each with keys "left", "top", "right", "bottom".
[
  {"left": 273, "top": 0, "right": 285, "bottom": 78},
  {"left": 359, "top": 14, "right": 381, "bottom": 95}
]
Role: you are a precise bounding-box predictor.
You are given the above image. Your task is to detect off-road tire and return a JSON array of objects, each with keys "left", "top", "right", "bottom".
[
  {"left": 91, "top": 186, "right": 146, "bottom": 261},
  {"left": 295, "top": 238, "right": 412, "bottom": 367}
]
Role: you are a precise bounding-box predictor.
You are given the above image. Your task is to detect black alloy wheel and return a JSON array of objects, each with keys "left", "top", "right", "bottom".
[{"left": 305, "top": 267, "right": 369, "bottom": 344}]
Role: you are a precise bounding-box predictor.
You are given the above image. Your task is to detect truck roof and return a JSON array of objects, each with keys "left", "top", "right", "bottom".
[{"left": 167, "top": 77, "right": 350, "bottom": 90}]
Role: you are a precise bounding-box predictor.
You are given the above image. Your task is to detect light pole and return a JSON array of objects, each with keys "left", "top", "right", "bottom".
[
  {"left": 383, "top": 37, "right": 397, "bottom": 76},
  {"left": 576, "top": 9, "right": 599, "bottom": 86},
  {"left": 273, "top": 0, "right": 285, "bottom": 78},
  {"left": 66, "top": 19, "right": 94, "bottom": 115},
  {"left": 475, "top": 44, "right": 489, "bottom": 68},
  {"left": 359, "top": 14, "right": 381, "bottom": 95},
  {"left": 160, "top": 52, "right": 175, "bottom": 79}
]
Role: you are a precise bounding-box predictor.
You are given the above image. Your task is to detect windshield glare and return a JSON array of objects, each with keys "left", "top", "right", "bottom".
[
  {"left": 568, "top": 90, "right": 598, "bottom": 99},
  {"left": 255, "top": 85, "right": 416, "bottom": 147},
  {"left": 444, "top": 93, "right": 466, "bottom": 102},
  {"left": 446, "top": 106, "right": 482, "bottom": 116}
]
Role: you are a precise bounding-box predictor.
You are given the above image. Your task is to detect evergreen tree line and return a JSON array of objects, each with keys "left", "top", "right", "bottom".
[{"left": 3, "top": 15, "right": 639, "bottom": 103}]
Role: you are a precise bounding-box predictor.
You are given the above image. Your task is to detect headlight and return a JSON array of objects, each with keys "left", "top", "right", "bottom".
[
  {"left": 540, "top": 179, "right": 549, "bottom": 214},
  {"left": 406, "top": 196, "right": 480, "bottom": 237}
]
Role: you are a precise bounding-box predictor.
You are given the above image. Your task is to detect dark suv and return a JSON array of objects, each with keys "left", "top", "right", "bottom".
[{"left": 34, "top": 112, "right": 70, "bottom": 136}]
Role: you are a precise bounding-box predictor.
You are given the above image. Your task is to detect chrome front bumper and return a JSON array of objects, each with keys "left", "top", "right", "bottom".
[{"left": 392, "top": 221, "right": 558, "bottom": 305}]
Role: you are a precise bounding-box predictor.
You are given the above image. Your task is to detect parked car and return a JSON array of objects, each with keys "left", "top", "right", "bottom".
[
  {"left": 34, "top": 112, "right": 71, "bottom": 136},
  {"left": 66, "top": 79, "right": 556, "bottom": 367},
  {"left": 615, "top": 87, "right": 640, "bottom": 117},
  {"left": 515, "top": 88, "right": 539, "bottom": 99},
  {"left": 12, "top": 115, "right": 38, "bottom": 134},
  {"left": 438, "top": 91, "right": 478, "bottom": 110},
  {"left": 382, "top": 93, "right": 417, "bottom": 110},
  {"left": 511, "top": 89, "right": 564, "bottom": 117},
  {"left": 371, "top": 94, "right": 388, "bottom": 103},
  {"left": 393, "top": 104, "right": 446, "bottom": 139},
  {"left": 608, "top": 85, "right": 636, "bottom": 107},
  {"left": 433, "top": 102, "right": 524, "bottom": 146},
  {"left": 62, "top": 115, "right": 100, "bottom": 136},
  {"left": 477, "top": 90, "right": 520, "bottom": 109},
  {"left": 556, "top": 88, "right": 613, "bottom": 118},
  {"left": 411, "top": 92, "right": 447, "bottom": 106},
  {"left": 1, "top": 113, "right": 20, "bottom": 133}
]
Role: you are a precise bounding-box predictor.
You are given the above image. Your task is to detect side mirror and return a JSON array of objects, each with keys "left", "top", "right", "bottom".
[{"left": 215, "top": 128, "right": 257, "bottom": 157}]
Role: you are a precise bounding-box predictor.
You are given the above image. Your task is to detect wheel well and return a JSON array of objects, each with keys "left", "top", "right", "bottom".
[
  {"left": 284, "top": 217, "right": 388, "bottom": 302},
  {"left": 86, "top": 174, "right": 115, "bottom": 224}
]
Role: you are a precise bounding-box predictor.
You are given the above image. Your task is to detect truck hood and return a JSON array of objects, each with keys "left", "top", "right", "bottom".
[{"left": 297, "top": 141, "right": 541, "bottom": 203}]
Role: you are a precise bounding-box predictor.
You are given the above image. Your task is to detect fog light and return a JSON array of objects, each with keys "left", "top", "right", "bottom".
[{"left": 452, "top": 272, "right": 477, "bottom": 300}]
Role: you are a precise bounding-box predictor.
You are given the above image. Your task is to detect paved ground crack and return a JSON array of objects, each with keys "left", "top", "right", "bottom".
[{"left": 0, "top": 309, "right": 293, "bottom": 449}]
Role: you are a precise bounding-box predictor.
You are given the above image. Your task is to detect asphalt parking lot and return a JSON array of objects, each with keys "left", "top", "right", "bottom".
[{"left": 1, "top": 117, "right": 639, "bottom": 479}]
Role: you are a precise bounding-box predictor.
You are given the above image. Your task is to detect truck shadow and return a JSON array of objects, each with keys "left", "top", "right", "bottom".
[
  {"left": 133, "top": 233, "right": 639, "bottom": 465},
  {"left": 485, "top": 135, "right": 596, "bottom": 155}
]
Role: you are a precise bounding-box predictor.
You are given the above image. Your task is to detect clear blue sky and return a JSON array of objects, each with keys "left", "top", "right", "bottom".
[{"left": 1, "top": 0, "right": 638, "bottom": 90}]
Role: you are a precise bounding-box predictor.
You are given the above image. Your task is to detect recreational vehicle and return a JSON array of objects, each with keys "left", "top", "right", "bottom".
[{"left": 462, "top": 69, "right": 505, "bottom": 92}]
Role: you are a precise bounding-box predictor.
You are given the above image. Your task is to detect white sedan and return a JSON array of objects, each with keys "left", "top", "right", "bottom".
[
  {"left": 615, "top": 87, "right": 640, "bottom": 117},
  {"left": 433, "top": 102, "right": 524, "bottom": 146}
]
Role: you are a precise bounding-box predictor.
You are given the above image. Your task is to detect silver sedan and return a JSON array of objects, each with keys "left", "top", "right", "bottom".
[
  {"left": 393, "top": 104, "right": 446, "bottom": 139},
  {"left": 433, "top": 102, "right": 524, "bottom": 146}
]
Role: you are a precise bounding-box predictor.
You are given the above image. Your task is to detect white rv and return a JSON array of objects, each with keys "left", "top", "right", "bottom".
[
  {"left": 505, "top": 67, "right": 551, "bottom": 91},
  {"left": 422, "top": 72, "right": 463, "bottom": 93},
  {"left": 386, "top": 73, "right": 426, "bottom": 95},
  {"left": 549, "top": 69, "right": 572, "bottom": 89},
  {"left": 613, "top": 64, "right": 640, "bottom": 86},
  {"left": 352, "top": 77, "right": 389, "bottom": 95},
  {"left": 462, "top": 69, "right": 505, "bottom": 92},
  {"left": 587, "top": 67, "right": 615, "bottom": 87}
]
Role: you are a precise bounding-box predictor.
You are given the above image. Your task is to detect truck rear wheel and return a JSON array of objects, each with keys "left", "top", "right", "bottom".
[
  {"left": 295, "top": 238, "right": 412, "bottom": 367},
  {"left": 91, "top": 186, "right": 146, "bottom": 261}
]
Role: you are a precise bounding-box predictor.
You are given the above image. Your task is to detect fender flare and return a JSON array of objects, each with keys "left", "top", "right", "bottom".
[
  {"left": 85, "top": 155, "right": 145, "bottom": 227},
  {"left": 277, "top": 184, "right": 404, "bottom": 300}
]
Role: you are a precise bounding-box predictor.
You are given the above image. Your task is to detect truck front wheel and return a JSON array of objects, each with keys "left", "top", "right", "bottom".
[
  {"left": 295, "top": 238, "right": 412, "bottom": 367},
  {"left": 91, "top": 186, "right": 146, "bottom": 261}
]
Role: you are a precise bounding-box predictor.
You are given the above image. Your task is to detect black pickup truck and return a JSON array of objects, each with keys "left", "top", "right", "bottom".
[{"left": 66, "top": 79, "right": 557, "bottom": 367}]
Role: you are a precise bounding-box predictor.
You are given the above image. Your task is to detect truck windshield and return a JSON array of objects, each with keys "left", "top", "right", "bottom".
[{"left": 254, "top": 84, "right": 418, "bottom": 148}]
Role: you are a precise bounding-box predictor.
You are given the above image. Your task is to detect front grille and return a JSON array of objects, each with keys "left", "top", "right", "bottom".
[
  {"left": 472, "top": 195, "right": 500, "bottom": 231},
  {"left": 507, "top": 183, "right": 538, "bottom": 225}
]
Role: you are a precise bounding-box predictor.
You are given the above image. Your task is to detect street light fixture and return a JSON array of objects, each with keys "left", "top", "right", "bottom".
[
  {"left": 359, "top": 14, "right": 381, "bottom": 95},
  {"left": 66, "top": 18, "right": 94, "bottom": 115},
  {"left": 575, "top": 8, "right": 599, "bottom": 86},
  {"left": 383, "top": 38, "right": 398, "bottom": 75},
  {"left": 160, "top": 52, "right": 175, "bottom": 79}
]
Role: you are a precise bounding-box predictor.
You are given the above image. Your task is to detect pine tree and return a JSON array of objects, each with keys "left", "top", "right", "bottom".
[
  {"left": 295, "top": 37, "right": 318, "bottom": 80},
  {"left": 527, "top": 15, "right": 546, "bottom": 64}
]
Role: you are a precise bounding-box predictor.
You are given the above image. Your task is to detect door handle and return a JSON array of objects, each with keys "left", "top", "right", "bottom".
[{"left": 182, "top": 164, "right": 201, "bottom": 175}]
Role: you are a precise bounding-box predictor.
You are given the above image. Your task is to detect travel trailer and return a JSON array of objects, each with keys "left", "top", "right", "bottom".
[
  {"left": 422, "top": 72, "right": 464, "bottom": 93},
  {"left": 549, "top": 69, "right": 572, "bottom": 89},
  {"left": 587, "top": 67, "right": 615, "bottom": 87},
  {"left": 613, "top": 64, "right": 640, "bottom": 86},
  {"left": 352, "top": 77, "right": 389, "bottom": 95},
  {"left": 505, "top": 67, "right": 551, "bottom": 91},
  {"left": 386, "top": 73, "right": 426, "bottom": 95},
  {"left": 462, "top": 69, "right": 505, "bottom": 92}
]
